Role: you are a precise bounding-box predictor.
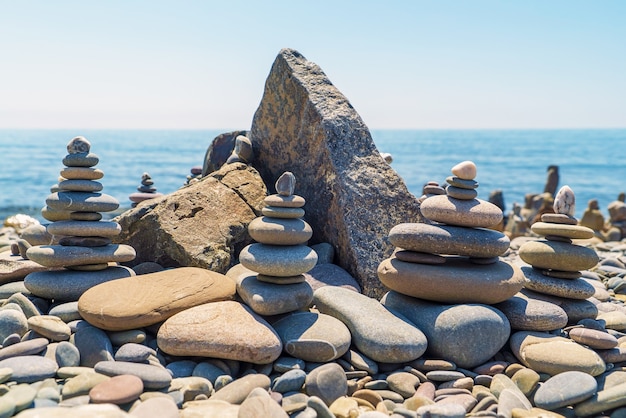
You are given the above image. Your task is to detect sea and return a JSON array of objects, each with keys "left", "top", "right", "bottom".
[{"left": 1, "top": 129, "right": 625, "bottom": 224}]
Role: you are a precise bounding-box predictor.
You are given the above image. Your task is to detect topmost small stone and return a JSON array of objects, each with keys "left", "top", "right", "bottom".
[
  {"left": 276, "top": 172, "right": 296, "bottom": 196},
  {"left": 451, "top": 161, "right": 477, "bottom": 180},
  {"left": 67, "top": 136, "right": 91, "bottom": 154},
  {"left": 554, "top": 185, "right": 575, "bottom": 217}
]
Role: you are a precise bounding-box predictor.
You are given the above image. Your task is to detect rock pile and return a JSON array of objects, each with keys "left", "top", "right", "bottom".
[
  {"left": 24, "top": 137, "right": 136, "bottom": 301},
  {"left": 128, "top": 173, "right": 163, "bottom": 207},
  {"left": 237, "top": 172, "right": 317, "bottom": 316}
]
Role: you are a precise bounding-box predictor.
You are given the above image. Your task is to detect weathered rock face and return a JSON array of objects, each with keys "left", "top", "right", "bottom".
[
  {"left": 202, "top": 130, "right": 248, "bottom": 176},
  {"left": 249, "top": 48, "right": 421, "bottom": 298},
  {"left": 115, "top": 163, "right": 266, "bottom": 271}
]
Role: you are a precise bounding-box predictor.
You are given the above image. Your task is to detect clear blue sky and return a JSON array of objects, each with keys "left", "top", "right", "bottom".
[{"left": 1, "top": 1, "right": 624, "bottom": 130}]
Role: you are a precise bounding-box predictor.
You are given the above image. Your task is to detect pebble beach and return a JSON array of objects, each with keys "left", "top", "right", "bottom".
[{"left": 1, "top": 137, "right": 626, "bottom": 418}]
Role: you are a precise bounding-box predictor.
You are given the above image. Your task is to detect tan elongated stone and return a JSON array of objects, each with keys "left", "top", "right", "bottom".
[
  {"left": 518, "top": 240, "right": 599, "bottom": 272},
  {"left": 47, "top": 221, "right": 121, "bottom": 237},
  {"left": 420, "top": 195, "right": 503, "bottom": 228},
  {"left": 530, "top": 222, "right": 594, "bottom": 240},
  {"left": 239, "top": 243, "right": 317, "bottom": 276},
  {"left": 248, "top": 217, "right": 312, "bottom": 245},
  {"left": 26, "top": 244, "right": 135, "bottom": 268}
]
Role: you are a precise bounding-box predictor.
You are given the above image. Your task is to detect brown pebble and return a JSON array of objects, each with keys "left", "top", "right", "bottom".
[
  {"left": 473, "top": 361, "right": 508, "bottom": 376},
  {"left": 411, "top": 359, "right": 457, "bottom": 372},
  {"left": 89, "top": 374, "right": 143, "bottom": 404},
  {"left": 541, "top": 213, "right": 578, "bottom": 225},
  {"left": 352, "top": 389, "right": 383, "bottom": 407},
  {"left": 414, "top": 381, "right": 436, "bottom": 400}
]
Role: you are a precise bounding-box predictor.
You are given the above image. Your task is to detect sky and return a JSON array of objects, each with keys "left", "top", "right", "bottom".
[{"left": 1, "top": 1, "right": 625, "bottom": 130}]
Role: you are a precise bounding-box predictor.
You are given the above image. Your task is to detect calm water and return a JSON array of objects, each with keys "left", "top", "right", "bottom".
[{"left": 1, "top": 129, "right": 625, "bottom": 223}]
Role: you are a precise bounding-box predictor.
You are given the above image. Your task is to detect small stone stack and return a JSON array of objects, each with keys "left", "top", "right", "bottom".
[
  {"left": 518, "top": 185, "right": 600, "bottom": 321},
  {"left": 128, "top": 172, "right": 163, "bottom": 207},
  {"left": 24, "top": 136, "right": 136, "bottom": 301},
  {"left": 237, "top": 172, "right": 318, "bottom": 316},
  {"left": 378, "top": 160, "right": 525, "bottom": 305},
  {"left": 184, "top": 166, "right": 203, "bottom": 186}
]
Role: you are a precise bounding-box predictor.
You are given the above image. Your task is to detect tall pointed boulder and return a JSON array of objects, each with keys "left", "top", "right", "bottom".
[{"left": 250, "top": 48, "right": 421, "bottom": 298}]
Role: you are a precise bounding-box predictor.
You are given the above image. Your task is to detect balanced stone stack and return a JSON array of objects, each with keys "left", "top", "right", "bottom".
[
  {"left": 184, "top": 166, "right": 203, "bottom": 186},
  {"left": 237, "top": 172, "right": 318, "bottom": 316},
  {"left": 24, "top": 136, "right": 136, "bottom": 301},
  {"left": 378, "top": 160, "right": 525, "bottom": 304},
  {"left": 128, "top": 172, "right": 163, "bottom": 207},
  {"left": 378, "top": 161, "right": 525, "bottom": 368},
  {"left": 517, "top": 185, "right": 600, "bottom": 323}
]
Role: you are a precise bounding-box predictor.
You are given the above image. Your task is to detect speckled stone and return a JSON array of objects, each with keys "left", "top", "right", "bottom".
[
  {"left": 518, "top": 240, "right": 599, "bottom": 272},
  {"left": 313, "top": 286, "right": 427, "bottom": 363},
  {"left": 78, "top": 267, "right": 235, "bottom": 331},
  {"left": 45, "top": 191, "right": 120, "bottom": 213},
  {"left": 0, "top": 356, "right": 58, "bottom": 383},
  {"left": 554, "top": 185, "right": 575, "bottom": 217},
  {"left": 25, "top": 266, "right": 135, "bottom": 301},
  {"left": 388, "top": 223, "right": 510, "bottom": 258},
  {"left": 420, "top": 195, "right": 503, "bottom": 228},
  {"left": 534, "top": 371, "right": 597, "bottom": 410},
  {"left": 236, "top": 275, "right": 313, "bottom": 316},
  {"left": 239, "top": 244, "right": 318, "bottom": 276},
  {"left": 157, "top": 301, "right": 282, "bottom": 364},
  {"left": 493, "top": 293, "right": 568, "bottom": 331},
  {"left": 378, "top": 256, "right": 524, "bottom": 304},
  {"left": 510, "top": 331, "right": 606, "bottom": 376},
  {"left": 530, "top": 222, "right": 594, "bottom": 240},
  {"left": 523, "top": 268, "right": 596, "bottom": 300},
  {"left": 248, "top": 217, "right": 312, "bottom": 245},
  {"left": 382, "top": 291, "right": 510, "bottom": 368},
  {"left": 272, "top": 311, "right": 351, "bottom": 362},
  {"left": 25, "top": 244, "right": 135, "bottom": 268}
]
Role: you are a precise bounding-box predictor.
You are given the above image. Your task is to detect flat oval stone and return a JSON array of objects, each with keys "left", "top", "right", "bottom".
[
  {"left": 47, "top": 221, "right": 121, "bottom": 237},
  {"left": 210, "top": 373, "right": 271, "bottom": 404},
  {"left": 239, "top": 244, "right": 317, "bottom": 277},
  {"left": 393, "top": 250, "right": 446, "bottom": 264},
  {"left": 25, "top": 266, "right": 135, "bottom": 301},
  {"left": 382, "top": 291, "right": 510, "bottom": 368},
  {"left": 420, "top": 195, "right": 503, "bottom": 228},
  {"left": 388, "top": 223, "right": 510, "bottom": 258},
  {"left": 55, "top": 341, "right": 81, "bottom": 368},
  {"left": 69, "top": 211, "right": 103, "bottom": 221},
  {"left": 510, "top": 331, "right": 606, "bottom": 376},
  {"left": 59, "top": 167, "right": 104, "bottom": 180},
  {"left": 26, "top": 244, "right": 135, "bottom": 268},
  {"left": 114, "top": 343, "right": 156, "bottom": 362},
  {"left": 46, "top": 192, "right": 119, "bottom": 213},
  {"left": 541, "top": 213, "right": 578, "bottom": 225},
  {"left": 272, "top": 311, "right": 351, "bottom": 362},
  {"left": 248, "top": 217, "right": 313, "bottom": 245},
  {"left": 493, "top": 294, "right": 568, "bottom": 331},
  {"left": 522, "top": 267, "right": 596, "bottom": 300},
  {"left": 0, "top": 338, "right": 49, "bottom": 361},
  {"left": 0, "top": 356, "right": 58, "bottom": 383},
  {"left": 58, "top": 179, "right": 103, "bottom": 192},
  {"left": 534, "top": 371, "right": 597, "bottom": 410},
  {"left": 264, "top": 194, "right": 306, "bottom": 208},
  {"left": 272, "top": 369, "right": 307, "bottom": 393},
  {"left": 127, "top": 397, "right": 179, "bottom": 418},
  {"left": 313, "top": 286, "right": 427, "bottom": 363},
  {"left": 78, "top": 267, "right": 235, "bottom": 331},
  {"left": 27, "top": 315, "right": 71, "bottom": 341},
  {"left": 518, "top": 240, "right": 599, "bottom": 271},
  {"left": 574, "top": 382, "right": 626, "bottom": 417},
  {"left": 59, "top": 236, "right": 112, "bottom": 247},
  {"left": 236, "top": 275, "right": 313, "bottom": 316},
  {"left": 94, "top": 361, "right": 172, "bottom": 389},
  {"left": 157, "top": 300, "right": 282, "bottom": 364},
  {"left": 568, "top": 328, "right": 618, "bottom": 349},
  {"left": 89, "top": 374, "right": 144, "bottom": 404},
  {"left": 446, "top": 176, "right": 478, "bottom": 189},
  {"left": 378, "top": 257, "right": 524, "bottom": 304},
  {"left": 451, "top": 161, "right": 477, "bottom": 180},
  {"left": 62, "top": 152, "right": 99, "bottom": 167},
  {"left": 531, "top": 222, "right": 594, "bottom": 239},
  {"left": 306, "top": 363, "right": 347, "bottom": 406},
  {"left": 446, "top": 186, "right": 478, "bottom": 200},
  {"left": 262, "top": 206, "right": 305, "bottom": 219}
]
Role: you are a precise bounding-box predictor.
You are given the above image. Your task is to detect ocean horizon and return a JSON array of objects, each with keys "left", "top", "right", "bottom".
[{"left": 1, "top": 128, "right": 625, "bottom": 224}]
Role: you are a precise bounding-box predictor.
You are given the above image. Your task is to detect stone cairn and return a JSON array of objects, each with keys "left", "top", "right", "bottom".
[
  {"left": 184, "top": 166, "right": 203, "bottom": 186},
  {"left": 24, "top": 136, "right": 136, "bottom": 301},
  {"left": 378, "top": 160, "right": 525, "bottom": 305},
  {"left": 128, "top": 172, "right": 163, "bottom": 207},
  {"left": 237, "top": 171, "right": 318, "bottom": 316},
  {"left": 518, "top": 185, "right": 600, "bottom": 319}
]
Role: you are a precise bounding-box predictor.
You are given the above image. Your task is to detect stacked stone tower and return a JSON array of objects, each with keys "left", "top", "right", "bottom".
[
  {"left": 237, "top": 172, "right": 318, "bottom": 316},
  {"left": 128, "top": 172, "right": 163, "bottom": 207},
  {"left": 25, "top": 136, "right": 136, "bottom": 301}
]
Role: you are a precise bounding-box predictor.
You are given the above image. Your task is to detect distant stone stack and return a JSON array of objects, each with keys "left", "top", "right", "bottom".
[
  {"left": 129, "top": 172, "right": 163, "bottom": 207},
  {"left": 237, "top": 172, "right": 317, "bottom": 316},
  {"left": 24, "top": 136, "right": 136, "bottom": 301},
  {"left": 184, "top": 166, "right": 203, "bottom": 186},
  {"left": 378, "top": 161, "right": 525, "bottom": 304},
  {"left": 518, "top": 186, "right": 600, "bottom": 319}
]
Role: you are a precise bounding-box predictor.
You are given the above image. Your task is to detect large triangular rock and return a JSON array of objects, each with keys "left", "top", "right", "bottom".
[
  {"left": 115, "top": 163, "right": 266, "bottom": 271},
  {"left": 249, "top": 48, "right": 421, "bottom": 298}
]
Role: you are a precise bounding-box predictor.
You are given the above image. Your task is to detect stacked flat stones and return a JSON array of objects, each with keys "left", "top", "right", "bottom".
[
  {"left": 378, "top": 160, "right": 525, "bottom": 305},
  {"left": 184, "top": 166, "right": 203, "bottom": 186},
  {"left": 24, "top": 137, "right": 136, "bottom": 301},
  {"left": 237, "top": 172, "right": 317, "bottom": 316},
  {"left": 518, "top": 185, "right": 600, "bottom": 320},
  {"left": 128, "top": 172, "right": 163, "bottom": 207}
]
